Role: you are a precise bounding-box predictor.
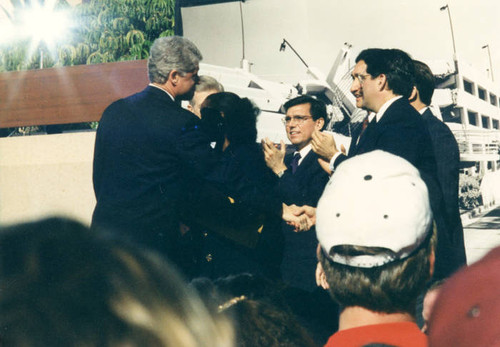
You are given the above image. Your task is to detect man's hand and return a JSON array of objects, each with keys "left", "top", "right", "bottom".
[
  {"left": 291, "top": 205, "right": 316, "bottom": 226},
  {"left": 311, "top": 131, "right": 338, "bottom": 161},
  {"left": 282, "top": 204, "right": 313, "bottom": 232},
  {"left": 262, "top": 138, "right": 287, "bottom": 175},
  {"left": 317, "top": 158, "right": 332, "bottom": 175}
]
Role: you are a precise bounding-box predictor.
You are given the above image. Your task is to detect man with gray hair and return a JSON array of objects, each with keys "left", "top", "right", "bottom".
[
  {"left": 91, "top": 36, "right": 310, "bottom": 275},
  {"left": 91, "top": 36, "right": 216, "bottom": 273},
  {"left": 187, "top": 75, "right": 224, "bottom": 118}
]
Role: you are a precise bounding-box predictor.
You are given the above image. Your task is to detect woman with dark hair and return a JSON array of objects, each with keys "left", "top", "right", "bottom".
[{"left": 195, "top": 92, "right": 283, "bottom": 280}]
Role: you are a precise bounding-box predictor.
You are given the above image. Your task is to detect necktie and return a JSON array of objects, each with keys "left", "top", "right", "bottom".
[
  {"left": 357, "top": 115, "right": 373, "bottom": 143},
  {"left": 362, "top": 115, "right": 370, "bottom": 131},
  {"left": 290, "top": 152, "right": 301, "bottom": 174}
]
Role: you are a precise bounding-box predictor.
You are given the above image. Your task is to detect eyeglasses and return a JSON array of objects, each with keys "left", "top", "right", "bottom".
[
  {"left": 281, "top": 115, "right": 313, "bottom": 125},
  {"left": 352, "top": 73, "right": 371, "bottom": 85}
]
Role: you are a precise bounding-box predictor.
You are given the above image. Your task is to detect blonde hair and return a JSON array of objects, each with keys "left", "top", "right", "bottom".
[{"left": 0, "top": 217, "right": 234, "bottom": 347}]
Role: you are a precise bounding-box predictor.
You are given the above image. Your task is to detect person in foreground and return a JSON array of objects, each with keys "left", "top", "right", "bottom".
[
  {"left": 0, "top": 217, "right": 234, "bottom": 347},
  {"left": 428, "top": 246, "right": 500, "bottom": 347},
  {"left": 316, "top": 150, "right": 436, "bottom": 347}
]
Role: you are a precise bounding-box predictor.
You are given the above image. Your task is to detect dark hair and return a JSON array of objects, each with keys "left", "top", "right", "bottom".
[
  {"left": 0, "top": 218, "right": 233, "bottom": 347},
  {"left": 283, "top": 95, "right": 328, "bottom": 130},
  {"left": 356, "top": 48, "right": 415, "bottom": 98},
  {"left": 191, "top": 274, "right": 316, "bottom": 347},
  {"left": 413, "top": 60, "right": 435, "bottom": 106},
  {"left": 202, "top": 92, "right": 260, "bottom": 145},
  {"left": 320, "top": 226, "right": 436, "bottom": 315}
]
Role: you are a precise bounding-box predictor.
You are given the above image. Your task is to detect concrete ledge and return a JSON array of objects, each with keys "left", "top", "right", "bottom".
[{"left": 0, "top": 132, "right": 96, "bottom": 226}]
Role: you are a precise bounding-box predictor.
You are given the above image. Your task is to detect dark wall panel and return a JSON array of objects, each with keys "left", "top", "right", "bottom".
[{"left": 0, "top": 60, "right": 148, "bottom": 128}]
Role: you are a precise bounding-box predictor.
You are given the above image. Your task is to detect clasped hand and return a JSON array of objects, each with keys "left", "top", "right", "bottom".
[{"left": 282, "top": 204, "right": 316, "bottom": 232}]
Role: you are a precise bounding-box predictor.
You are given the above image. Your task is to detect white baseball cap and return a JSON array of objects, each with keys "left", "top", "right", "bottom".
[{"left": 316, "top": 150, "right": 432, "bottom": 268}]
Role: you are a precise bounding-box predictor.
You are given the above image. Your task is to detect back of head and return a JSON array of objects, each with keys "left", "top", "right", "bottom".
[
  {"left": 202, "top": 92, "right": 260, "bottom": 145},
  {"left": 192, "top": 274, "right": 315, "bottom": 347},
  {"left": 413, "top": 60, "right": 435, "bottom": 106},
  {"left": 194, "top": 75, "right": 224, "bottom": 95},
  {"left": 0, "top": 217, "right": 233, "bottom": 347},
  {"left": 148, "top": 36, "right": 202, "bottom": 84},
  {"left": 223, "top": 298, "right": 316, "bottom": 347},
  {"left": 283, "top": 95, "right": 328, "bottom": 130},
  {"left": 316, "top": 151, "right": 435, "bottom": 314},
  {"left": 356, "top": 48, "right": 415, "bottom": 98},
  {"left": 428, "top": 246, "right": 500, "bottom": 347}
]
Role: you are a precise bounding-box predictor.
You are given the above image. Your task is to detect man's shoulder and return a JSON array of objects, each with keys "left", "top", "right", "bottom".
[
  {"left": 385, "top": 98, "right": 422, "bottom": 120},
  {"left": 103, "top": 87, "right": 197, "bottom": 121},
  {"left": 423, "top": 111, "right": 453, "bottom": 133},
  {"left": 379, "top": 99, "right": 426, "bottom": 133}
]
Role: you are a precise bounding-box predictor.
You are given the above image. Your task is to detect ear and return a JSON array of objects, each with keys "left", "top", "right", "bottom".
[
  {"left": 315, "top": 117, "right": 325, "bottom": 130},
  {"left": 378, "top": 74, "right": 387, "bottom": 91},
  {"left": 409, "top": 86, "right": 418, "bottom": 102},
  {"left": 169, "top": 70, "right": 180, "bottom": 85}
]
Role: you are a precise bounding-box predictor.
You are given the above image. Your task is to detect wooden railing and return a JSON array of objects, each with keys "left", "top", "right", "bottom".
[{"left": 0, "top": 60, "right": 149, "bottom": 128}]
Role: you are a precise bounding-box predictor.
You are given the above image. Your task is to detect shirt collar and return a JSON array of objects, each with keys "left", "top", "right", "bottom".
[
  {"left": 419, "top": 106, "right": 429, "bottom": 115},
  {"left": 149, "top": 83, "right": 175, "bottom": 101},
  {"left": 375, "top": 95, "right": 403, "bottom": 122}
]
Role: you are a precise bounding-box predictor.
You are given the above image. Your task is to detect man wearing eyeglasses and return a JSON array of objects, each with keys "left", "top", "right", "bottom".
[
  {"left": 262, "top": 95, "right": 336, "bottom": 342},
  {"left": 311, "top": 48, "right": 463, "bottom": 281}
]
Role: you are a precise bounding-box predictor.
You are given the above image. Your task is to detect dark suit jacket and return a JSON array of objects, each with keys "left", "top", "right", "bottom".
[
  {"left": 91, "top": 86, "right": 218, "bottom": 270},
  {"left": 279, "top": 149, "right": 330, "bottom": 292},
  {"left": 335, "top": 98, "right": 466, "bottom": 279},
  {"left": 422, "top": 108, "right": 466, "bottom": 270}
]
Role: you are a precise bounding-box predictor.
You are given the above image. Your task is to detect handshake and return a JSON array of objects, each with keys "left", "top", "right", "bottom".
[{"left": 282, "top": 204, "right": 316, "bottom": 232}]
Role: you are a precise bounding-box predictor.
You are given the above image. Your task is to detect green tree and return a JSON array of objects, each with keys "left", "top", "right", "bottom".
[
  {"left": 71, "top": 0, "right": 175, "bottom": 65},
  {"left": 0, "top": 0, "right": 176, "bottom": 71}
]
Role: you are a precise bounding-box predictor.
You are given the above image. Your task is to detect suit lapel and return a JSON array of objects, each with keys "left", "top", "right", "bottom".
[
  {"left": 351, "top": 99, "right": 406, "bottom": 155},
  {"left": 350, "top": 118, "right": 377, "bottom": 156},
  {"left": 284, "top": 152, "right": 294, "bottom": 170}
]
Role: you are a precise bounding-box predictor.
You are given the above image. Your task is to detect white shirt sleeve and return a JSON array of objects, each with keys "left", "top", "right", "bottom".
[{"left": 329, "top": 152, "right": 343, "bottom": 172}]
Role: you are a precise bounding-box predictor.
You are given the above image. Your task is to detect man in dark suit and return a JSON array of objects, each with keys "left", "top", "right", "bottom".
[
  {"left": 263, "top": 95, "right": 329, "bottom": 290},
  {"left": 263, "top": 96, "right": 336, "bottom": 342},
  {"left": 91, "top": 36, "right": 212, "bottom": 272},
  {"left": 311, "top": 48, "right": 464, "bottom": 279},
  {"left": 410, "top": 60, "right": 467, "bottom": 275}
]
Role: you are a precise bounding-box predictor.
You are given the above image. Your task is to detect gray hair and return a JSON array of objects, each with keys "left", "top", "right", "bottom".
[
  {"left": 148, "top": 36, "right": 203, "bottom": 84},
  {"left": 189, "top": 75, "right": 224, "bottom": 106}
]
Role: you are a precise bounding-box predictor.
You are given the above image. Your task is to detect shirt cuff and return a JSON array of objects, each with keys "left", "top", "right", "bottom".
[{"left": 329, "top": 152, "right": 343, "bottom": 172}]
